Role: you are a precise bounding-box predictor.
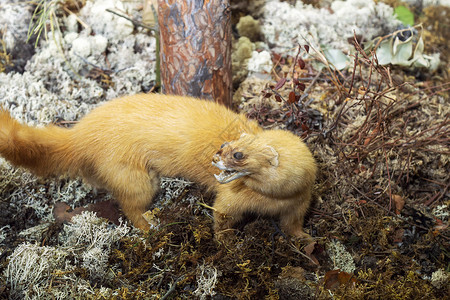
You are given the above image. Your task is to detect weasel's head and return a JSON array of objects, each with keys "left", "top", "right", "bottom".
[{"left": 211, "top": 133, "right": 279, "bottom": 184}]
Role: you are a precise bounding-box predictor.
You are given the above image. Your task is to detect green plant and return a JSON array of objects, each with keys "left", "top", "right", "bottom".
[{"left": 27, "top": 0, "right": 63, "bottom": 47}]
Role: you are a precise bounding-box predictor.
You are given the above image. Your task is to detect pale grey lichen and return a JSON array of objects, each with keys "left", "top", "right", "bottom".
[
  {"left": 430, "top": 268, "right": 449, "bottom": 289},
  {"left": 327, "top": 240, "right": 356, "bottom": 274},
  {"left": 155, "top": 177, "right": 194, "bottom": 208},
  {"left": 0, "top": 0, "right": 156, "bottom": 125},
  {"left": 405, "top": 0, "right": 450, "bottom": 7},
  {"left": 4, "top": 212, "right": 130, "bottom": 299},
  {"left": 193, "top": 264, "right": 222, "bottom": 300},
  {"left": 60, "top": 211, "right": 130, "bottom": 279},
  {"left": 5, "top": 243, "right": 69, "bottom": 300},
  {"left": 0, "top": 158, "right": 96, "bottom": 224},
  {"left": 48, "top": 178, "right": 94, "bottom": 209},
  {"left": 260, "top": 0, "right": 401, "bottom": 55},
  {"left": 0, "top": 0, "right": 157, "bottom": 255},
  {"left": 247, "top": 50, "right": 273, "bottom": 74},
  {"left": 0, "top": 225, "right": 10, "bottom": 256},
  {"left": 432, "top": 204, "right": 449, "bottom": 221},
  {"left": 18, "top": 223, "right": 52, "bottom": 242},
  {"left": 0, "top": 0, "right": 31, "bottom": 49}
]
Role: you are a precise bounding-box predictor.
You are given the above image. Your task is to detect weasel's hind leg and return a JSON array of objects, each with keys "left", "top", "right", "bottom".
[{"left": 103, "top": 166, "right": 160, "bottom": 230}]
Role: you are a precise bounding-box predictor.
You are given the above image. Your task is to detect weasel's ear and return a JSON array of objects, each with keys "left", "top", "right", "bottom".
[{"left": 265, "top": 146, "right": 279, "bottom": 167}]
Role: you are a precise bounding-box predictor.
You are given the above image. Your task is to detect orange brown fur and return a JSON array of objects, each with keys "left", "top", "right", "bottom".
[{"left": 0, "top": 94, "right": 316, "bottom": 238}]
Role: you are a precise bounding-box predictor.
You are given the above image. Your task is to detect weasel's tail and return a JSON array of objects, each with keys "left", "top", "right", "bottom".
[{"left": 0, "top": 108, "right": 76, "bottom": 177}]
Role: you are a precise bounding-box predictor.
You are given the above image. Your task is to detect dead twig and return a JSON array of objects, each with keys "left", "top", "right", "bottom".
[
  {"left": 160, "top": 276, "right": 184, "bottom": 300},
  {"left": 105, "top": 8, "right": 156, "bottom": 31}
]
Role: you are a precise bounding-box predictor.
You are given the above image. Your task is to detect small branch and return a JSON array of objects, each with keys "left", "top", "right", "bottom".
[
  {"left": 160, "top": 276, "right": 184, "bottom": 300},
  {"left": 105, "top": 9, "right": 157, "bottom": 32},
  {"left": 349, "top": 183, "right": 449, "bottom": 241},
  {"left": 300, "top": 70, "right": 322, "bottom": 103},
  {"left": 197, "top": 201, "right": 217, "bottom": 212},
  {"left": 424, "top": 182, "right": 449, "bottom": 206}
]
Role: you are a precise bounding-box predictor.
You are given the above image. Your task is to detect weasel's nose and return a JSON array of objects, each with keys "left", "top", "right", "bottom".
[{"left": 212, "top": 154, "right": 220, "bottom": 163}]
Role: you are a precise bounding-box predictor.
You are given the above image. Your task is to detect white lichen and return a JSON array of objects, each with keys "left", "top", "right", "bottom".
[
  {"left": 0, "top": 225, "right": 10, "bottom": 245},
  {"left": 155, "top": 177, "right": 193, "bottom": 208},
  {"left": 405, "top": 0, "right": 450, "bottom": 7},
  {"left": 81, "top": 0, "right": 134, "bottom": 40},
  {"left": 432, "top": 204, "right": 449, "bottom": 220},
  {"left": 260, "top": 0, "right": 401, "bottom": 55},
  {"left": 0, "top": 0, "right": 156, "bottom": 125},
  {"left": 60, "top": 211, "right": 130, "bottom": 277},
  {"left": 5, "top": 243, "right": 69, "bottom": 299},
  {"left": 18, "top": 223, "right": 52, "bottom": 242},
  {"left": 193, "top": 264, "right": 221, "bottom": 300},
  {"left": 48, "top": 178, "right": 94, "bottom": 208},
  {"left": 247, "top": 50, "right": 273, "bottom": 74},
  {"left": 0, "top": 0, "right": 32, "bottom": 51},
  {"left": 4, "top": 212, "right": 130, "bottom": 299},
  {"left": 0, "top": 0, "right": 156, "bottom": 255},
  {"left": 60, "top": 211, "right": 129, "bottom": 278},
  {"left": 430, "top": 269, "right": 449, "bottom": 289},
  {"left": 327, "top": 240, "right": 356, "bottom": 274}
]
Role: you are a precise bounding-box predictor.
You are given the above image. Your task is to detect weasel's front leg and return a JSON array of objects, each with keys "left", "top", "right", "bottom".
[
  {"left": 212, "top": 193, "right": 244, "bottom": 242},
  {"left": 280, "top": 194, "right": 313, "bottom": 241},
  {"left": 280, "top": 213, "right": 311, "bottom": 240},
  {"left": 213, "top": 210, "right": 241, "bottom": 235}
]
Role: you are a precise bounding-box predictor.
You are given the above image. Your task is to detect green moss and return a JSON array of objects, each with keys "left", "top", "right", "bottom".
[
  {"left": 236, "top": 15, "right": 261, "bottom": 42},
  {"left": 232, "top": 36, "right": 255, "bottom": 86}
]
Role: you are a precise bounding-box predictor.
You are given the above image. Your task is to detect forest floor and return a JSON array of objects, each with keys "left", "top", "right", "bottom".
[{"left": 0, "top": 0, "right": 448, "bottom": 299}]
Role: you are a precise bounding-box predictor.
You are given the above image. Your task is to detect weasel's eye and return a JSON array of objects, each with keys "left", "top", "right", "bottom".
[{"left": 233, "top": 152, "right": 244, "bottom": 159}]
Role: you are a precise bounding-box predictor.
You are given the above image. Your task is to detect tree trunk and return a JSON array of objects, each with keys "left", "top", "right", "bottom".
[{"left": 157, "top": 0, "right": 232, "bottom": 107}]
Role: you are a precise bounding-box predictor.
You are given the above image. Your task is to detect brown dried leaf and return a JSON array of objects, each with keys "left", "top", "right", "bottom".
[
  {"left": 90, "top": 200, "right": 122, "bottom": 225},
  {"left": 393, "top": 194, "right": 405, "bottom": 214},
  {"left": 280, "top": 266, "right": 306, "bottom": 281},
  {"left": 54, "top": 202, "right": 87, "bottom": 224},
  {"left": 274, "top": 77, "right": 287, "bottom": 90},
  {"left": 304, "top": 241, "right": 319, "bottom": 265},
  {"left": 324, "top": 270, "right": 341, "bottom": 289},
  {"left": 298, "top": 58, "right": 306, "bottom": 69},
  {"left": 297, "top": 82, "right": 306, "bottom": 91},
  {"left": 288, "top": 91, "right": 297, "bottom": 104},
  {"left": 304, "top": 44, "right": 310, "bottom": 53},
  {"left": 324, "top": 269, "right": 358, "bottom": 290},
  {"left": 364, "top": 128, "right": 379, "bottom": 146},
  {"left": 272, "top": 52, "right": 282, "bottom": 63},
  {"left": 53, "top": 200, "right": 122, "bottom": 225},
  {"left": 263, "top": 91, "right": 272, "bottom": 98},
  {"left": 337, "top": 271, "right": 358, "bottom": 286},
  {"left": 301, "top": 123, "right": 310, "bottom": 133}
]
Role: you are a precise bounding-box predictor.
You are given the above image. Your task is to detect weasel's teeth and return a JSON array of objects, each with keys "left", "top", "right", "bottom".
[
  {"left": 214, "top": 169, "right": 251, "bottom": 184},
  {"left": 211, "top": 160, "right": 228, "bottom": 170}
]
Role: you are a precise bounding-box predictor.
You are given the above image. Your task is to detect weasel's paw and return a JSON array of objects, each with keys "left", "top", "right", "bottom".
[
  {"left": 283, "top": 227, "right": 314, "bottom": 243},
  {"left": 214, "top": 228, "right": 238, "bottom": 247},
  {"left": 291, "top": 230, "right": 314, "bottom": 244},
  {"left": 131, "top": 215, "right": 151, "bottom": 231}
]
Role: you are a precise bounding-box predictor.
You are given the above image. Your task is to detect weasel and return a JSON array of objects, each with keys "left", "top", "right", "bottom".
[{"left": 0, "top": 94, "right": 317, "bottom": 238}]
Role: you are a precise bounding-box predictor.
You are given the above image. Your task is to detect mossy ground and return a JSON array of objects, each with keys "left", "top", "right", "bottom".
[{"left": 1, "top": 0, "right": 449, "bottom": 299}]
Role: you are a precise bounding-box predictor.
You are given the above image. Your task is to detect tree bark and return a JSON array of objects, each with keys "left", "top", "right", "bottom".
[{"left": 157, "top": 0, "right": 232, "bottom": 107}]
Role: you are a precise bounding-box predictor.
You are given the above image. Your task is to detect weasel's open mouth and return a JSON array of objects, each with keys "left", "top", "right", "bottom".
[{"left": 212, "top": 162, "right": 250, "bottom": 184}]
